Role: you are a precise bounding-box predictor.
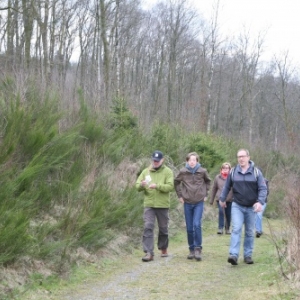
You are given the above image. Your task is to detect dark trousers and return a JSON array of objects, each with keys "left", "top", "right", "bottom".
[
  {"left": 218, "top": 201, "right": 232, "bottom": 229},
  {"left": 142, "top": 207, "right": 169, "bottom": 255}
]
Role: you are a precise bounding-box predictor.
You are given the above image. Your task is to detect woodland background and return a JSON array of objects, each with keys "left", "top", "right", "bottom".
[
  {"left": 0, "top": 0, "right": 300, "bottom": 298},
  {"left": 1, "top": 0, "right": 300, "bottom": 148}
]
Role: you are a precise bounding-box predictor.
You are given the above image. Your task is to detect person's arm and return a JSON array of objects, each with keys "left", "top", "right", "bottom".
[
  {"left": 174, "top": 171, "right": 183, "bottom": 198},
  {"left": 209, "top": 177, "right": 218, "bottom": 205},
  {"left": 219, "top": 175, "right": 232, "bottom": 203},
  {"left": 201, "top": 169, "right": 211, "bottom": 202},
  {"left": 204, "top": 170, "right": 211, "bottom": 197},
  {"left": 257, "top": 173, "right": 268, "bottom": 205},
  {"left": 135, "top": 169, "right": 147, "bottom": 191}
]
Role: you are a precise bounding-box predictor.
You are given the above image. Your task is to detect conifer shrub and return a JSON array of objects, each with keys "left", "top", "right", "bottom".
[
  {"left": 0, "top": 209, "right": 31, "bottom": 265},
  {"left": 0, "top": 79, "right": 88, "bottom": 265},
  {"left": 78, "top": 89, "right": 106, "bottom": 144},
  {"left": 147, "top": 122, "right": 183, "bottom": 164},
  {"left": 101, "top": 127, "right": 147, "bottom": 164},
  {"left": 74, "top": 168, "right": 144, "bottom": 250},
  {"left": 184, "top": 132, "right": 233, "bottom": 172},
  {"left": 108, "top": 97, "right": 138, "bottom": 130}
]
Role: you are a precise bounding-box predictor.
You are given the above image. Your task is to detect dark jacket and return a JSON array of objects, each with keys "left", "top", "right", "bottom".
[
  {"left": 219, "top": 161, "right": 267, "bottom": 207},
  {"left": 174, "top": 166, "right": 211, "bottom": 204},
  {"left": 210, "top": 174, "right": 233, "bottom": 205}
]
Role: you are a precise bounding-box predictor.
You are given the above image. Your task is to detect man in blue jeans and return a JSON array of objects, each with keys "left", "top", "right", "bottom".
[
  {"left": 219, "top": 149, "right": 267, "bottom": 265},
  {"left": 174, "top": 152, "right": 211, "bottom": 261}
]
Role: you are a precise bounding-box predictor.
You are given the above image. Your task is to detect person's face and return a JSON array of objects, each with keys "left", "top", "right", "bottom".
[
  {"left": 237, "top": 150, "right": 250, "bottom": 167},
  {"left": 187, "top": 155, "right": 198, "bottom": 168},
  {"left": 152, "top": 158, "right": 164, "bottom": 167},
  {"left": 221, "top": 165, "right": 230, "bottom": 174}
]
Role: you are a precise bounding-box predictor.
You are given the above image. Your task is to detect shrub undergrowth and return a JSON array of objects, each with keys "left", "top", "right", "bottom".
[{"left": 0, "top": 78, "right": 299, "bottom": 298}]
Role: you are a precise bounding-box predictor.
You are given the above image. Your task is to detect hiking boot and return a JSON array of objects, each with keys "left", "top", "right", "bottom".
[
  {"left": 244, "top": 257, "right": 254, "bottom": 264},
  {"left": 227, "top": 255, "right": 238, "bottom": 265},
  {"left": 217, "top": 229, "right": 223, "bottom": 234},
  {"left": 142, "top": 253, "right": 153, "bottom": 262},
  {"left": 225, "top": 229, "right": 231, "bottom": 235},
  {"left": 194, "top": 247, "right": 202, "bottom": 261},
  {"left": 161, "top": 249, "right": 168, "bottom": 257},
  {"left": 256, "top": 232, "right": 262, "bottom": 238},
  {"left": 187, "top": 250, "right": 195, "bottom": 259}
]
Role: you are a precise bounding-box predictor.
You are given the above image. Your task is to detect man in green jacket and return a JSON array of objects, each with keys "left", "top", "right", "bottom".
[{"left": 136, "top": 150, "right": 174, "bottom": 262}]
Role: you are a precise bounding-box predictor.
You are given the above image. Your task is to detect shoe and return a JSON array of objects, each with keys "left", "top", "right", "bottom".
[
  {"left": 217, "top": 229, "right": 223, "bottom": 234},
  {"left": 244, "top": 257, "right": 254, "bottom": 264},
  {"left": 225, "top": 229, "right": 231, "bottom": 235},
  {"left": 142, "top": 253, "right": 153, "bottom": 262},
  {"left": 161, "top": 249, "right": 168, "bottom": 257},
  {"left": 256, "top": 232, "right": 262, "bottom": 238},
  {"left": 227, "top": 255, "right": 238, "bottom": 265},
  {"left": 187, "top": 250, "right": 195, "bottom": 259},
  {"left": 194, "top": 247, "right": 202, "bottom": 261}
]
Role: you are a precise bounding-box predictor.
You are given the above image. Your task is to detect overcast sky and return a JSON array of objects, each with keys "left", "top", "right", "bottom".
[
  {"left": 193, "top": 0, "right": 300, "bottom": 66},
  {"left": 143, "top": 0, "right": 300, "bottom": 67}
]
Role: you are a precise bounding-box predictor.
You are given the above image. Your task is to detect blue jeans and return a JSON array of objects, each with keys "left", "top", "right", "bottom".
[
  {"left": 230, "top": 202, "right": 255, "bottom": 259},
  {"left": 255, "top": 203, "right": 267, "bottom": 233},
  {"left": 184, "top": 201, "right": 204, "bottom": 250},
  {"left": 218, "top": 201, "right": 232, "bottom": 229}
]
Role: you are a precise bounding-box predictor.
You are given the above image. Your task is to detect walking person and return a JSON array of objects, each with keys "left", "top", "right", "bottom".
[
  {"left": 255, "top": 174, "right": 269, "bottom": 238},
  {"left": 136, "top": 150, "right": 174, "bottom": 262},
  {"left": 210, "top": 162, "right": 233, "bottom": 235},
  {"left": 174, "top": 152, "right": 211, "bottom": 261},
  {"left": 219, "top": 149, "right": 267, "bottom": 265}
]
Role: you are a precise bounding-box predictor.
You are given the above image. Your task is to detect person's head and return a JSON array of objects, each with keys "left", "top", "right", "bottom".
[
  {"left": 237, "top": 148, "right": 250, "bottom": 168},
  {"left": 186, "top": 152, "right": 199, "bottom": 168},
  {"left": 151, "top": 150, "right": 164, "bottom": 167},
  {"left": 220, "top": 162, "right": 231, "bottom": 173}
]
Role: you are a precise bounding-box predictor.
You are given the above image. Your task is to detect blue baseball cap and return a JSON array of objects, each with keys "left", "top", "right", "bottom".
[{"left": 151, "top": 150, "right": 164, "bottom": 161}]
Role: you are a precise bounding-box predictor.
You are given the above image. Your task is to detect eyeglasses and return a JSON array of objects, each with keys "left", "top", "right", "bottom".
[{"left": 237, "top": 155, "right": 248, "bottom": 159}]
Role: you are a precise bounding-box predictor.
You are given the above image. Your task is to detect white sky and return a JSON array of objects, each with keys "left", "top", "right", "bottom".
[
  {"left": 143, "top": 0, "right": 300, "bottom": 67},
  {"left": 193, "top": 0, "right": 300, "bottom": 66}
]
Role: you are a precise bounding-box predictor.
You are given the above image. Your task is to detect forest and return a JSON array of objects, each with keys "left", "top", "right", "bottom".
[
  {"left": 0, "top": 0, "right": 300, "bottom": 298},
  {"left": 1, "top": 0, "right": 299, "bottom": 149}
]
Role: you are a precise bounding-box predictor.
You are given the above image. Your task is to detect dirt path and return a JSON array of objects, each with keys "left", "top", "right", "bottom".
[
  {"left": 25, "top": 220, "right": 297, "bottom": 300},
  {"left": 61, "top": 239, "right": 207, "bottom": 300}
]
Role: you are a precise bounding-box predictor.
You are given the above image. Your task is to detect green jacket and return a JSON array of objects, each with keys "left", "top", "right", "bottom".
[{"left": 136, "top": 164, "right": 174, "bottom": 208}]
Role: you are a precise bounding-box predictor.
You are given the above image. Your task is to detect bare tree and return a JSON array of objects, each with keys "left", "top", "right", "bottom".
[
  {"left": 272, "top": 53, "right": 300, "bottom": 150},
  {"left": 205, "top": 0, "right": 222, "bottom": 134},
  {"left": 99, "top": 0, "right": 110, "bottom": 102},
  {"left": 0, "top": 0, "right": 300, "bottom": 152},
  {"left": 231, "top": 29, "right": 265, "bottom": 142}
]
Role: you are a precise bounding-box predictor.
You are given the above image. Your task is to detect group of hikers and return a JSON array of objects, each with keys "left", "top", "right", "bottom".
[{"left": 136, "top": 149, "right": 269, "bottom": 265}]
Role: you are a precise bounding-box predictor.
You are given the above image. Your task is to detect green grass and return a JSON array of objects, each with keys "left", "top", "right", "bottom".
[{"left": 20, "top": 218, "right": 299, "bottom": 300}]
